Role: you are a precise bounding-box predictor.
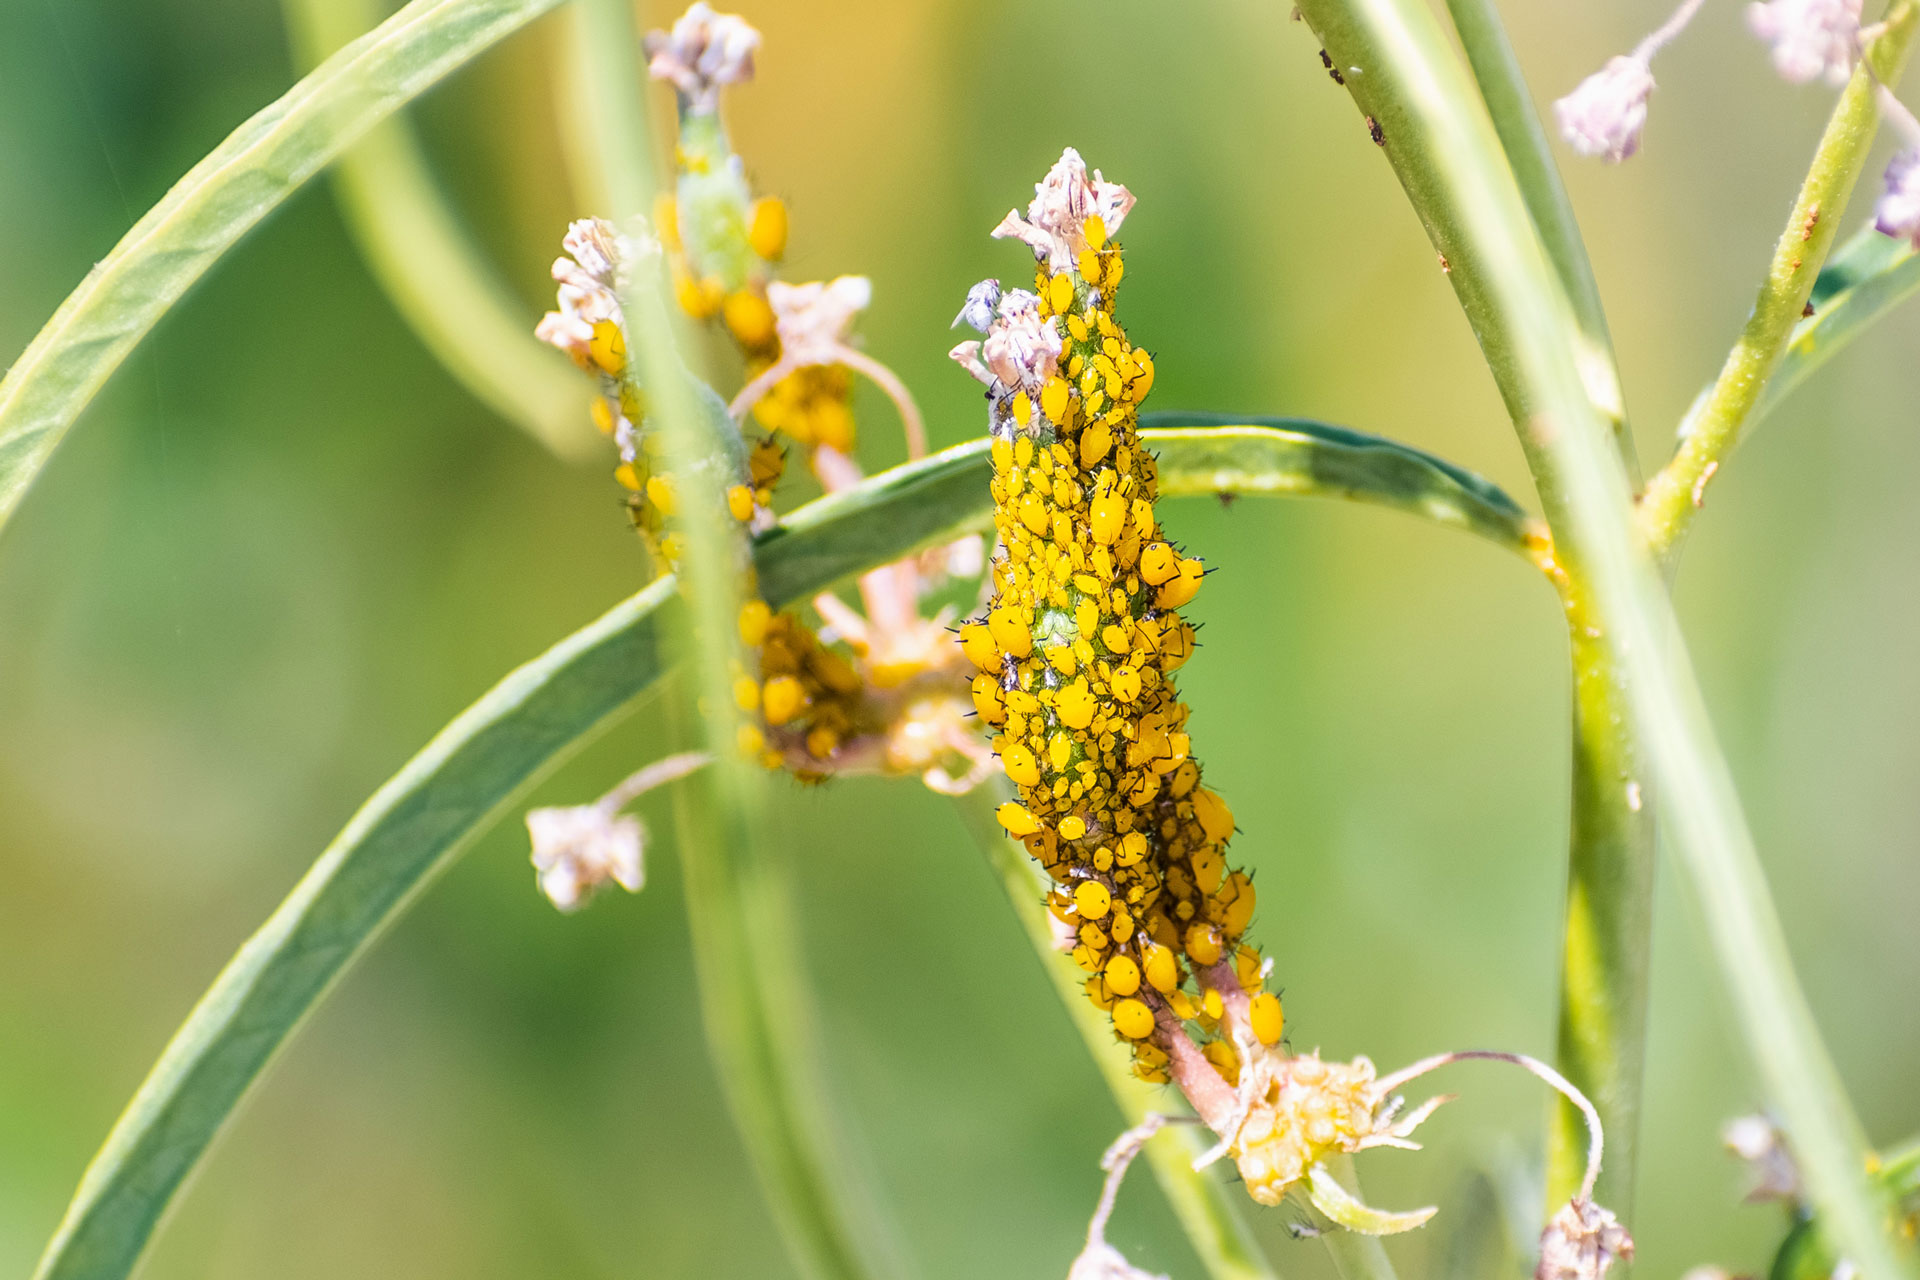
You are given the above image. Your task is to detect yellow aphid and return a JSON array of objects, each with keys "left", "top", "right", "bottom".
[
  {"left": 1105, "top": 954, "right": 1141, "bottom": 996},
  {"left": 733, "top": 676, "right": 760, "bottom": 712},
  {"left": 997, "top": 802, "right": 1042, "bottom": 836},
  {"left": 748, "top": 196, "right": 788, "bottom": 261},
  {"left": 1192, "top": 789, "right": 1234, "bottom": 843},
  {"left": 727, "top": 484, "right": 756, "bottom": 522},
  {"left": 1079, "top": 421, "right": 1113, "bottom": 468},
  {"left": 723, "top": 291, "right": 775, "bottom": 348},
  {"left": 1059, "top": 814, "right": 1089, "bottom": 841},
  {"left": 1083, "top": 213, "right": 1108, "bottom": 251},
  {"left": 1049, "top": 733, "right": 1074, "bottom": 770},
  {"left": 1156, "top": 558, "right": 1205, "bottom": 609},
  {"left": 958, "top": 622, "right": 1002, "bottom": 672},
  {"left": 1109, "top": 666, "right": 1142, "bottom": 702},
  {"left": 1202, "top": 986, "right": 1224, "bottom": 1021},
  {"left": 1041, "top": 376, "right": 1071, "bottom": 424},
  {"left": 588, "top": 319, "right": 626, "bottom": 375},
  {"left": 762, "top": 675, "right": 806, "bottom": 726},
  {"left": 738, "top": 599, "right": 772, "bottom": 646},
  {"left": 1078, "top": 250, "right": 1104, "bottom": 287},
  {"left": 1003, "top": 743, "right": 1041, "bottom": 788},
  {"left": 614, "top": 462, "right": 644, "bottom": 492},
  {"left": 1056, "top": 681, "right": 1096, "bottom": 730},
  {"left": 1250, "top": 992, "right": 1285, "bottom": 1046},
  {"left": 1012, "top": 390, "right": 1033, "bottom": 426},
  {"left": 1048, "top": 272, "right": 1075, "bottom": 314},
  {"left": 654, "top": 193, "right": 681, "bottom": 252},
  {"left": 1089, "top": 493, "right": 1124, "bottom": 544},
  {"left": 1074, "top": 880, "right": 1111, "bottom": 919},
  {"left": 590, "top": 397, "right": 616, "bottom": 435},
  {"left": 988, "top": 605, "right": 1032, "bottom": 657},
  {"left": 645, "top": 475, "right": 678, "bottom": 516},
  {"left": 1085, "top": 975, "right": 1115, "bottom": 1011},
  {"left": 1139, "top": 542, "right": 1178, "bottom": 585},
  {"left": 1142, "top": 942, "right": 1179, "bottom": 993},
  {"left": 1185, "top": 922, "right": 1223, "bottom": 967},
  {"left": 1220, "top": 873, "right": 1257, "bottom": 936},
  {"left": 1111, "top": 997, "right": 1154, "bottom": 1040}
]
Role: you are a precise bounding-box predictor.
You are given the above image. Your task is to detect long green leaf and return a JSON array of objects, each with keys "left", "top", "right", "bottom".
[
  {"left": 32, "top": 423, "right": 1528, "bottom": 1280},
  {"left": 0, "top": 0, "right": 565, "bottom": 538},
  {"left": 282, "top": 0, "right": 598, "bottom": 460}
]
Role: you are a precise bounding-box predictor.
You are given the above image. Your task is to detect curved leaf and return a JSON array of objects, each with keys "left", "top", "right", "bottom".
[
  {"left": 1140, "top": 412, "right": 1541, "bottom": 552},
  {"left": 283, "top": 0, "right": 598, "bottom": 460},
  {"left": 0, "top": 0, "right": 566, "bottom": 538},
  {"left": 34, "top": 423, "right": 1529, "bottom": 1280}
]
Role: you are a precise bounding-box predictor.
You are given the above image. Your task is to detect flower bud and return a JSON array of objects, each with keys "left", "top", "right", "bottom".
[
  {"left": 1555, "top": 57, "right": 1656, "bottom": 162},
  {"left": 1746, "top": 0, "right": 1862, "bottom": 86}
]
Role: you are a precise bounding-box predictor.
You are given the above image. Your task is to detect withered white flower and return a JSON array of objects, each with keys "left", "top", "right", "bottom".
[
  {"left": 1535, "top": 1197, "right": 1634, "bottom": 1280},
  {"left": 643, "top": 2, "right": 760, "bottom": 112},
  {"left": 953, "top": 278, "right": 1002, "bottom": 333},
  {"left": 1747, "top": 0, "right": 1862, "bottom": 85},
  {"left": 535, "top": 217, "right": 658, "bottom": 367},
  {"left": 993, "top": 147, "right": 1135, "bottom": 272},
  {"left": 1555, "top": 57, "right": 1657, "bottom": 162},
  {"left": 979, "top": 289, "right": 1064, "bottom": 393},
  {"left": 767, "top": 276, "right": 873, "bottom": 367},
  {"left": 526, "top": 804, "right": 644, "bottom": 912}
]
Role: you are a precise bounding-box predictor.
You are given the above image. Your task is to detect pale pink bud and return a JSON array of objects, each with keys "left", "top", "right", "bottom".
[
  {"left": 1875, "top": 149, "right": 1920, "bottom": 246},
  {"left": 643, "top": 2, "right": 760, "bottom": 112},
  {"left": 1747, "top": 0, "right": 1862, "bottom": 86},
  {"left": 526, "top": 804, "right": 644, "bottom": 911},
  {"left": 1555, "top": 57, "right": 1656, "bottom": 162},
  {"left": 766, "top": 276, "right": 871, "bottom": 366}
]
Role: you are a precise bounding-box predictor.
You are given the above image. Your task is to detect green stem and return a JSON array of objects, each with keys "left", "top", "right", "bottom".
[
  {"left": 579, "top": 4, "right": 891, "bottom": 1277},
  {"left": 281, "top": 0, "right": 596, "bottom": 461},
  {"left": 1441, "top": 0, "right": 1634, "bottom": 475},
  {"left": 952, "top": 781, "right": 1285, "bottom": 1280},
  {"left": 1638, "top": 4, "right": 1918, "bottom": 561},
  {"left": 1293, "top": 2, "right": 1916, "bottom": 1276}
]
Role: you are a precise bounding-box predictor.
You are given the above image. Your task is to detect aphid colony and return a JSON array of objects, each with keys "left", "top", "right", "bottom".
[
  {"left": 952, "top": 150, "right": 1283, "bottom": 1083},
  {"left": 538, "top": 2, "right": 987, "bottom": 794}
]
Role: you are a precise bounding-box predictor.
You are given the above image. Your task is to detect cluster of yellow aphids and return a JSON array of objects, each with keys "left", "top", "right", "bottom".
[
  {"left": 537, "top": 3, "right": 988, "bottom": 796},
  {"left": 951, "top": 150, "right": 1283, "bottom": 1086}
]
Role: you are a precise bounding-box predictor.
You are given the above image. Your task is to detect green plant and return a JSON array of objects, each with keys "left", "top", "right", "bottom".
[{"left": 10, "top": 2, "right": 1920, "bottom": 1278}]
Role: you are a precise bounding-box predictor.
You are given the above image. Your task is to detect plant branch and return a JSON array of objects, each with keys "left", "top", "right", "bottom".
[
  {"left": 1291, "top": 2, "right": 1917, "bottom": 1276},
  {"left": 579, "top": 4, "right": 895, "bottom": 1278},
  {"left": 1639, "top": 5, "right": 1918, "bottom": 561},
  {"left": 1442, "top": 0, "right": 1634, "bottom": 475}
]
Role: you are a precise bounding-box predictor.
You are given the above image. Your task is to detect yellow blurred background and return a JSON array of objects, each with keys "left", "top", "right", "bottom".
[{"left": 2, "top": 1, "right": 1916, "bottom": 1276}]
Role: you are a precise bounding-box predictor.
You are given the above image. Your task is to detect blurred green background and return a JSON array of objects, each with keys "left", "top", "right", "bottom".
[{"left": 3, "top": 0, "right": 1917, "bottom": 1276}]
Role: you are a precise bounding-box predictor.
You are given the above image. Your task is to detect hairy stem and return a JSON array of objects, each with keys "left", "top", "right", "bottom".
[
  {"left": 952, "top": 781, "right": 1285, "bottom": 1280},
  {"left": 1292, "top": 2, "right": 1916, "bottom": 1275},
  {"left": 1639, "top": 3, "right": 1918, "bottom": 560}
]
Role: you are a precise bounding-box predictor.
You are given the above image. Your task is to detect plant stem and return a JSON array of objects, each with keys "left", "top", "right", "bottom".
[
  {"left": 1441, "top": 0, "right": 1635, "bottom": 475},
  {"left": 1292, "top": 2, "right": 1916, "bottom": 1276},
  {"left": 578, "top": 3, "right": 892, "bottom": 1277},
  {"left": 952, "top": 782, "right": 1286, "bottom": 1280},
  {"left": 1638, "top": 4, "right": 1918, "bottom": 561}
]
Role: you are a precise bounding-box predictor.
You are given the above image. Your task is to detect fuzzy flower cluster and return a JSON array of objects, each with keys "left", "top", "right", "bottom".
[
  {"left": 642, "top": 0, "right": 759, "bottom": 112},
  {"left": 1746, "top": 0, "right": 1862, "bottom": 86}
]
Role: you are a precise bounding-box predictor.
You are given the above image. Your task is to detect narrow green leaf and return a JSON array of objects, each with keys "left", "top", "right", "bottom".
[
  {"left": 282, "top": 0, "right": 598, "bottom": 461},
  {"left": 1139, "top": 412, "right": 1541, "bottom": 552},
  {"left": 32, "top": 422, "right": 1527, "bottom": 1280},
  {"left": 0, "top": 0, "right": 566, "bottom": 537},
  {"left": 1757, "top": 224, "right": 1920, "bottom": 423}
]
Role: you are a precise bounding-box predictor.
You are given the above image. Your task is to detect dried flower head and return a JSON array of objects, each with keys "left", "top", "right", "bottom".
[
  {"left": 643, "top": 2, "right": 760, "bottom": 112},
  {"left": 767, "top": 276, "right": 873, "bottom": 367},
  {"left": 992, "top": 147, "right": 1136, "bottom": 273},
  {"left": 1555, "top": 56, "right": 1657, "bottom": 162},
  {"left": 975, "top": 289, "right": 1065, "bottom": 393},
  {"left": 1535, "top": 1198, "right": 1635, "bottom": 1280},
  {"left": 1747, "top": 0, "right": 1862, "bottom": 86},
  {"left": 526, "top": 804, "right": 644, "bottom": 912},
  {"left": 953, "top": 278, "right": 1002, "bottom": 333},
  {"left": 1875, "top": 149, "right": 1920, "bottom": 247},
  {"left": 535, "top": 218, "right": 634, "bottom": 366}
]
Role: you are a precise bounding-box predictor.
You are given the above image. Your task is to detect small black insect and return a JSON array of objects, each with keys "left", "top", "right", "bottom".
[{"left": 1367, "top": 115, "right": 1386, "bottom": 146}]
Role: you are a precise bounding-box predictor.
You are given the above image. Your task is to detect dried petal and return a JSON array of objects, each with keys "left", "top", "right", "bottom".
[
  {"left": 953, "top": 278, "right": 1002, "bottom": 332},
  {"left": 767, "top": 276, "right": 872, "bottom": 366},
  {"left": 979, "top": 289, "right": 1063, "bottom": 393},
  {"left": 992, "top": 147, "right": 1135, "bottom": 271}
]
